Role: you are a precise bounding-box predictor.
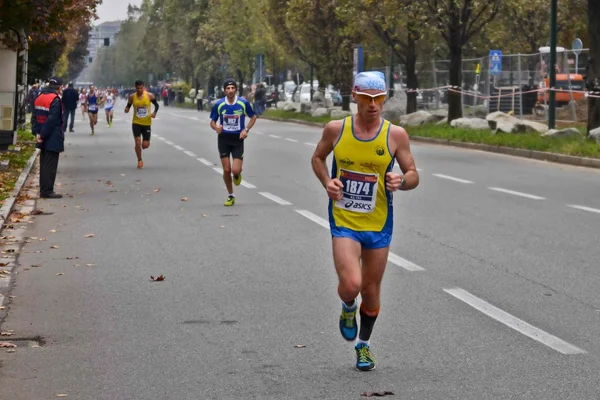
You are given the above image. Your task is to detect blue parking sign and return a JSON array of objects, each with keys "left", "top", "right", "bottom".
[{"left": 489, "top": 50, "right": 502, "bottom": 76}]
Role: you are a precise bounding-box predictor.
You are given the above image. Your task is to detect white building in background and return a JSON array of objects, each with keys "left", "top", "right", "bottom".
[{"left": 76, "top": 21, "right": 122, "bottom": 86}]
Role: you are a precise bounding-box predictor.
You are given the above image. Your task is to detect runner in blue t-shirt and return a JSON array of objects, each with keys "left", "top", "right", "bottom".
[{"left": 209, "top": 78, "right": 257, "bottom": 206}]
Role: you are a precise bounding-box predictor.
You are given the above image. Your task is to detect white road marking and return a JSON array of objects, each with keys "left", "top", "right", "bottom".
[
  {"left": 488, "top": 187, "right": 545, "bottom": 200},
  {"left": 213, "top": 167, "right": 223, "bottom": 174},
  {"left": 254, "top": 131, "right": 264, "bottom": 135},
  {"left": 286, "top": 138, "right": 298, "bottom": 143},
  {"left": 183, "top": 150, "right": 197, "bottom": 157},
  {"left": 173, "top": 145, "right": 185, "bottom": 151},
  {"left": 156, "top": 137, "right": 166, "bottom": 141},
  {"left": 259, "top": 192, "right": 292, "bottom": 205},
  {"left": 444, "top": 287, "right": 586, "bottom": 355},
  {"left": 567, "top": 204, "right": 600, "bottom": 214},
  {"left": 432, "top": 174, "right": 474, "bottom": 184},
  {"left": 186, "top": 116, "right": 200, "bottom": 121},
  {"left": 295, "top": 209, "right": 329, "bottom": 229},
  {"left": 387, "top": 253, "right": 425, "bottom": 271},
  {"left": 269, "top": 135, "right": 281, "bottom": 139},
  {"left": 304, "top": 142, "right": 317, "bottom": 147},
  {"left": 197, "top": 158, "right": 213, "bottom": 166},
  {"left": 164, "top": 140, "right": 174, "bottom": 145},
  {"left": 240, "top": 181, "right": 257, "bottom": 189}
]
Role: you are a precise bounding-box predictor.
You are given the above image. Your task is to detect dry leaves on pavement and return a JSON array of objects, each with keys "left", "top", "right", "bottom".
[
  {"left": 50, "top": 245, "right": 59, "bottom": 249},
  {"left": 0, "top": 342, "right": 16, "bottom": 348},
  {"left": 85, "top": 234, "right": 95, "bottom": 238},
  {"left": 361, "top": 391, "right": 395, "bottom": 398},
  {"left": 150, "top": 275, "right": 165, "bottom": 281},
  {"left": 181, "top": 197, "right": 188, "bottom": 201}
]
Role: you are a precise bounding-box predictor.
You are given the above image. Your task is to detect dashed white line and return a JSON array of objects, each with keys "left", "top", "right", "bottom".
[
  {"left": 197, "top": 158, "right": 213, "bottom": 166},
  {"left": 164, "top": 140, "right": 174, "bottom": 145},
  {"left": 432, "top": 174, "right": 473, "bottom": 184},
  {"left": 295, "top": 209, "right": 329, "bottom": 228},
  {"left": 173, "top": 145, "right": 185, "bottom": 151},
  {"left": 488, "top": 187, "right": 545, "bottom": 200},
  {"left": 186, "top": 116, "right": 200, "bottom": 121},
  {"left": 259, "top": 192, "right": 292, "bottom": 205},
  {"left": 254, "top": 131, "right": 264, "bottom": 135},
  {"left": 444, "top": 287, "right": 586, "bottom": 355},
  {"left": 156, "top": 137, "right": 166, "bottom": 141},
  {"left": 269, "top": 135, "right": 281, "bottom": 139},
  {"left": 213, "top": 167, "right": 223, "bottom": 174},
  {"left": 387, "top": 253, "right": 425, "bottom": 271},
  {"left": 567, "top": 204, "right": 600, "bottom": 214},
  {"left": 304, "top": 142, "right": 317, "bottom": 147},
  {"left": 286, "top": 138, "right": 298, "bottom": 143},
  {"left": 240, "top": 181, "right": 256, "bottom": 189},
  {"left": 184, "top": 150, "right": 197, "bottom": 157}
]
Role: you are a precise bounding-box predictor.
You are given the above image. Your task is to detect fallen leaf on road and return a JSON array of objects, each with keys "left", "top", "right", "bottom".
[
  {"left": 153, "top": 188, "right": 160, "bottom": 192},
  {"left": 56, "top": 273, "right": 64, "bottom": 276},
  {"left": 6, "top": 348, "right": 15, "bottom": 353},
  {"left": 220, "top": 225, "right": 225, "bottom": 228},
  {"left": 50, "top": 245, "right": 59, "bottom": 249},
  {"left": 31, "top": 210, "right": 43, "bottom": 215},
  {"left": 31, "top": 344, "right": 40, "bottom": 348},
  {"left": 202, "top": 214, "right": 208, "bottom": 217},
  {"left": 56, "top": 395, "right": 68, "bottom": 398},
  {"left": 0, "top": 342, "right": 16, "bottom": 348},
  {"left": 150, "top": 275, "right": 165, "bottom": 281},
  {"left": 85, "top": 234, "right": 95, "bottom": 238},
  {"left": 0, "top": 306, "right": 5, "bottom": 310},
  {"left": 39, "top": 238, "right": 47, "bottom": 241},
  {"left": 294, "top": 344, "right": 306, "bottom": 348},
  {"left": 31, "top": 264, "right": 40, "bottom": 268},
  {"left": 0, "top": 263, "right": 7, "bottom": 267},
  {"left": 66, "top": 256, "right": 78, "bottom": 260},
  {"left": 361, "top": 391, "right": 395, "bottom": 397},
  {"left": 85, "top": 264, "right": 96, "bottom": 267},
  {"left": 181, "top": 197, "right": 188, "bottom": 201},
  {"left": 0, "top": 331, "right": 14, "bottom": 336},
  {"left": 50, "top": 229, "right": 56, "bottom": 233}
]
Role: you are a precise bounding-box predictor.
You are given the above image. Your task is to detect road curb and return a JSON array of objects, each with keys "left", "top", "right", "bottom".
[
  {"left": 0, "top": 149, "right": 39, "bottom": 223},
  {"left": 261, "top": 116, "right": 600, "bottom": 170}
]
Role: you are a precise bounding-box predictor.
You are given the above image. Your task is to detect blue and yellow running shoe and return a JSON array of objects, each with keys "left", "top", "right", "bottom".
[
  {"left": 355, "top": 343, "right": 376, "bottom": 371},
  {"left": 339, "top": 302, "right": 358, "bottom": 341}
]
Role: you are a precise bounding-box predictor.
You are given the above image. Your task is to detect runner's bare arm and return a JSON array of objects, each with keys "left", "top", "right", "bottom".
[
  {"left": 245, "top": 115, "right": 257, "bottom": 131},
  {"left": 149, "top": 93, "right": 159, "bottom": 116},
  {"left": 311, "top": 120, "right": 343, "bottom": 189},
  {"left": 124, "top": 94, "right": 133, "bottom": 113},
  {"left": 390, "top": 125, "right": 419, "bottom": 191}
]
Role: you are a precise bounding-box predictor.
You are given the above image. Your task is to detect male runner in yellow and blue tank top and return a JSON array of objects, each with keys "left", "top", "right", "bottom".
[
  {"left": 124, "top": 80, "right": 159, "bottom": 169},
  {"left": 311, "top": 71, "right": 419, "bottom": 371}
]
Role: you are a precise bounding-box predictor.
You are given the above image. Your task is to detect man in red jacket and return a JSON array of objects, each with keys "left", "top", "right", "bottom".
[{"left": 31, "top": 77, "right": 65, "bottom": 199}]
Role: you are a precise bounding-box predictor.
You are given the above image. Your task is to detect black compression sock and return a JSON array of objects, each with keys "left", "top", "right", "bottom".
[{"left": 358, "top": 307, "right": 379, "bottom": 341}]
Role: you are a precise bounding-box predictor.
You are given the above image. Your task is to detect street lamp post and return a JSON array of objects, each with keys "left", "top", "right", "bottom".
[{"left": 549, "top": 0, "right": 557, "bottom": 129}]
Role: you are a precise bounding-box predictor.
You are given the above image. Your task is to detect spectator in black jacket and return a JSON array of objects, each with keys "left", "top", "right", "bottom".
[
  {"left": 31, "top": 77, "right": 65, "bottom": 199},
  {"left": 61, "top": 82, "right": 79, "bottom": 133}
]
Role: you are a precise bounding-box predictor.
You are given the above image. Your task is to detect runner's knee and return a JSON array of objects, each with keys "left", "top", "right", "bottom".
[
  {"left": 222, "top": 165, "right": 232, "bottom": 175},
  {"left": 142, "top": 142, "right": 150, "bottom": 149},
  {"left": 339, "top": 275, "right": 361, "bottom": 298}
]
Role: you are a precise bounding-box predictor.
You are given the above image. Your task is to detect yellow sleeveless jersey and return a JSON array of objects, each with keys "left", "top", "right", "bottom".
[
  {"left": 132, "top": 92, "right": 152, "bottom": 126},
  {"left": 329, "top": 116, "right": 395, "bottom": 232}
]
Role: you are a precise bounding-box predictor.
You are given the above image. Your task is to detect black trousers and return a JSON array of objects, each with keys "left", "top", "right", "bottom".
[{"left": 40, "top": 149, "right": 59, "bottom": 195}]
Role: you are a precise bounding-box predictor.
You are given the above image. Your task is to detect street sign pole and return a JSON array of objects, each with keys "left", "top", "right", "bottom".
[{"left": 549, "top": 0, "right": 557, "bottom": 129}]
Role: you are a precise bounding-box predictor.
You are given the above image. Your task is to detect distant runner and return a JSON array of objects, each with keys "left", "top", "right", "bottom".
[
  {"left": 86, "top": 85, "right": 99, "bottom": 135},
  {"left": 104, "top": 89, "right": 116, "bottom": 127},
  {"left": 124, "top": 80, "right": 159, "bottom": 169},
  {"left": 209, "top": 78, "right": 257, "bottom": 206}
]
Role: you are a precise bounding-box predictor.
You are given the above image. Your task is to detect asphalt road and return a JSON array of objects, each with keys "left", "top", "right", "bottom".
[{"left": 1, "top": 105, "right": 600, "bottom": 399}]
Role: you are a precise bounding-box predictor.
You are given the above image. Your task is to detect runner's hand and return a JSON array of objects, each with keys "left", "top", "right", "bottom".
[
  {"left": 124, "top": 107, "right": 129, "bottom": 113},
  {"left": 240, "top": 129, "right": 248, "bottom": 139},
  {"left": 151, "top": 113, "right": 156, "bottom": 118},
  {"left": 326, "top": 178, "right": 344, "bottom": 201},
  {"left": 385, "top": 172, "right": 403, "bottom": 191},
  {"left": 215, "top": 125, "right": 223, "bottom": 134},
  {"left": 36, "top": 134, "right": 43, "bottom": 143}
]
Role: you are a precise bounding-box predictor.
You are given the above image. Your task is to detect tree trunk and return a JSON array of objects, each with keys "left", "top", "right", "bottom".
[
  {"left": 237, "top": 69, "right": 243, "bottom": 97},
  {"left": 448, "top": 42, "right": 463, "bottom": 123},
  {"left": 587, "top": 0, "right": 600, "bottom": 134},
  {"left": 405, "top": 35, "right": 419, "bottom": 114}
]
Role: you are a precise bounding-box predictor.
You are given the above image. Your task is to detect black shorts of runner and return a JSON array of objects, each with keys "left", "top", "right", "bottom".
[
  {"left": 132, "top": 123, "right": 151, "bottom": 141},
  {"left": 218, "top": 133, "right": 244, "bottom": 159}
]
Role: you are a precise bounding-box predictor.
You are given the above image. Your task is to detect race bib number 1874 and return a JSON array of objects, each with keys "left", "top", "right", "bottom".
[{"left": 335, "top": 169, "right": 378, "bottom": 213}]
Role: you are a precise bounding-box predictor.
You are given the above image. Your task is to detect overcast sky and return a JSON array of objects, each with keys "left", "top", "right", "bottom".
[{"left": 95, "top": 0, "right": 143, "bottom": 24}]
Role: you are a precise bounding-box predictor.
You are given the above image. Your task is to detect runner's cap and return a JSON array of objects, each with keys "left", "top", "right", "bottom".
[
  {"left": 353, "top": 71, "right": 386, "bottom": 93},
  {"left": 223, "top": 79, "right": 237, "bottom": 89}
]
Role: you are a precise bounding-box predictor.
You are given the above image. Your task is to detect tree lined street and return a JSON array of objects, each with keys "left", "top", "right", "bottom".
[{"left": 0, "top": 109, "right": 599, "bottom": 398}]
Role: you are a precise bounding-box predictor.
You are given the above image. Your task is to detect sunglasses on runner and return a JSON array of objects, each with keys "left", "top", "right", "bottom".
[{"left": 354, "top": 91, "right": 387, "bottom": 106}]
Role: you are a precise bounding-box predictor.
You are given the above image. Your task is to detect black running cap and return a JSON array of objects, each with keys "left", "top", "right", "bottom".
[{"left": 223, "top": 79, "right": 237, "bottom": 89}]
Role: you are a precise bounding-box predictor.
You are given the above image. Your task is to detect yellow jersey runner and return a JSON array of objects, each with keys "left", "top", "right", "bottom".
[
  {"left": 329, "top": 116, "right": 394, "bottom": 234},
  {"left": 132, "top": 91, "right": 152, "bottom": 126}
]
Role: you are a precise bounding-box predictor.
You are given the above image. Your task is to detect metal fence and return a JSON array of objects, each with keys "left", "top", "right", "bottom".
[{"left": 378, "top": 48, "right": 589, "bottom": 123}]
